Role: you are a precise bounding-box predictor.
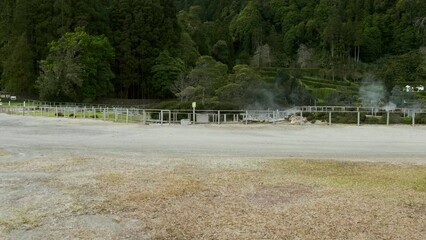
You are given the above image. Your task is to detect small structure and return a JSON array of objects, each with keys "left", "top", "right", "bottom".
[
  {"left": 196, "top": 114, "right": 209, "bottom": 123},
  {"left": 405, "top": 85, "right": 414, "bottom": 92},
  {"left": 416, "top": 85, "right": 424, "bottom": 92},
  {"left": 180, "top": 119, "right": 191, "bottom": 125}
]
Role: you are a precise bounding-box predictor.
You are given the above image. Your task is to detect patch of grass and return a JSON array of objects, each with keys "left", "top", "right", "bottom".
[
  {"left": 0, "top": 149, "right": 10, "bottom": 156},
  {"left": 126, "top": 177, "right": 201, "bottom": 202},
  {"left": 94, "top": 172, "right": 124, "bottom": 184},
  {"left": 0, "top": 208, "right": 42, "bottom": 232},
  {"left": 270, "top": 160, "right": 426, "bottom": 192}
]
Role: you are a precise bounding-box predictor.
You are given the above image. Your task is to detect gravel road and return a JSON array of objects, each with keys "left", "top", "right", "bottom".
[{"left": 1, "top": 113, "right": 425, "bottom": 164}]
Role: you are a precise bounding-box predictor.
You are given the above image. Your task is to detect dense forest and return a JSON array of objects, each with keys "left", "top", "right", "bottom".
[{"left": 0, "top": 0, "right": 425, "bottom": 108}]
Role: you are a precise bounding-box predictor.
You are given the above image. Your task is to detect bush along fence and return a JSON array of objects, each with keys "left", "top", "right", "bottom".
[{"left": 0, "top": 103, "right": 425, "bottom": 126}]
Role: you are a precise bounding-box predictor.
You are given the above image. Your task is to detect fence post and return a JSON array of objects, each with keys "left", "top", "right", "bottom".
[
  {"left": 412, "top": 112, "right": 415, "bottom": 126},
  {"left": 218, "top": 111, "right": 220, "bottom": 125},
  {"left": 126, "top": 109, "right": 129, "bottom": 124},
  {"left": 169, "top": 110, "right": 171, "bottom": 125},
  {"left": 192, "top": 108, "right": 196, "bottom": 125},
  {"left": 245, "top": 111, "right": 248, "bottom": 125},
  {"left": 357, "top": 111, "right": 360, "bottom": 126},
  {"left": 160, "top": 110, "right": 164, "bottom": 126},
  {"left": 329, "top": 112, "right": 332, "bottom": 126},
  {"left": 143, "top": 110, "right": 146, "bottom": 125},
  {"left": 386, "top": 111, "right": 390, "bottom": 126}
]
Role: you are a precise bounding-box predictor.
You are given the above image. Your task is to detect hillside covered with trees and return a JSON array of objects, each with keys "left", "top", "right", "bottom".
[{"left": 0, "top": 0, "right": 425, "bottom": 108}]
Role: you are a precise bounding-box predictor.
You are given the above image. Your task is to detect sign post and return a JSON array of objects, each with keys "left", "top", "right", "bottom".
[{"left": 192, "top": 102, "right": 196, "bottom": 124}]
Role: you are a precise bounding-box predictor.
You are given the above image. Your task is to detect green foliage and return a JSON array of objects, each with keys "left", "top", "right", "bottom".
[
  {"left": 109, "top": 0, "right": 181, "bottom": 98},
  {"left": 1, "top": 33, "right": 35, "bottom": 94},
  {"left": 0, "top": 0, "right": 425, "bottom": 104},
  {"left": 151, "top": 51, "right": 185, "bottom": 98},
  {"left": 177, "top": 56, "right": 227, "bottom": 103},
  {"left": 378, "top": 50, "right": 425, "bottom": 89},
  {"left": 211, "top": 40, "right": 229, "bottom": 65},
  {"left": 217, "top": 64, "right": 263, "bottom": 107},
  {"left": 229, "top": 1, "right": 262, "bottom": 52},
  {"left": 37, "top": 29, "right": 114, "bottom": 102}
]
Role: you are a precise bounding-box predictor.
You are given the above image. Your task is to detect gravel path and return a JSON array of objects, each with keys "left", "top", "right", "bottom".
[{"left": 1, "top": 113, "right": 425, "bottom": 164}]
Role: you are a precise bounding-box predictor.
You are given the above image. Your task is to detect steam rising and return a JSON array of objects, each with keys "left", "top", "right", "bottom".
[
  {"left": 383, "top": 102, "right": 396, "bottom": 112},
  {"left": 359, "top": 76, "right": 386, "bottom": 107}
]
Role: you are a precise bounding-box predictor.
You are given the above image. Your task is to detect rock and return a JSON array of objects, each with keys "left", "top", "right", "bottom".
[{"left": 289, "top": 115, "right": 307, "bottom": 125}]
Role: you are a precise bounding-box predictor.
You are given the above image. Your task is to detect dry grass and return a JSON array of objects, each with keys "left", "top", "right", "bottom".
[
  {"left": 0, "top": 149, "right": 10, "bottom": 156},
  {"left": 0, "top": 208, "right": 42, "bottom": 232},
  {"left": 1, "top": 157, "right": 425, "bottom": 239},
  {"left": 70, "top": 160, "right": 425, "bottom": 239}
]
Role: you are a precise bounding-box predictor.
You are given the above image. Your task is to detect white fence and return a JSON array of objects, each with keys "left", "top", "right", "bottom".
[{"left": 0, "top": 105, "right": 425, "bottom": 126}]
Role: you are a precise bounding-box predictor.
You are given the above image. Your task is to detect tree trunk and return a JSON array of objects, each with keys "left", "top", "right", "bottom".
[{"left": 357, "top": 46, "right": 360, "bottom": 62}]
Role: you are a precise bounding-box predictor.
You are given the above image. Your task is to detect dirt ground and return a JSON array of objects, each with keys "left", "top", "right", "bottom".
[{"left": 0, "top": 113, "right": 425, "bottom": 239}]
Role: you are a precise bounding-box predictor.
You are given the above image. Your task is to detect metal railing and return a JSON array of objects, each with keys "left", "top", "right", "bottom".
[{"left": 1, "top": 104, "right": 425, "bottom": 126}]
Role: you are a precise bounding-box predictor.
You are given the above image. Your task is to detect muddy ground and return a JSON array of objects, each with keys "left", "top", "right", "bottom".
[{"left": 0, "top": 114, "right": 425, "bottom": 239}]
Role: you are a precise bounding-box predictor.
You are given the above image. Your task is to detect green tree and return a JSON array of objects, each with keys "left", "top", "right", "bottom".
[
  {"left": 37, "top": 29, "right": 114, "bottom": 102},
  {"left": 0, "top": 0, "right": 16, "bottom": 88},
  {"left": 110, "top": 0, "right": 181, "bottom": 99},
  {"left": 217, "top": 64, "right": 262, "bottom": 107},
  {"left": 1, "top": 33, "right": 35, "bottom": 94},
  {"left": 211, "top": 40, "right": 229, "bottom": 64},
  {"left": 186, "top": 55, "right": 228, "bottom": 104},
  {"left": 229, "top": 1, "right": 262, "bottom": 54},
  {"left": 378, "top": 50, "right": 424, "bottom": 89},
  {"left": 151, "top": 51, "right": 185, "bottom": 98},
  {"left": 173, "top": 32, "right": 200, "bottom": 68}
]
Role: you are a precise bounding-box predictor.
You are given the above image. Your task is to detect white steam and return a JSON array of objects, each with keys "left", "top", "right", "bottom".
[
  {"left": 382, "top": 102, "right": 396, "bottom": 112},
  {"left": 358, "top": 76, "right": 386, "bottom": 107}
]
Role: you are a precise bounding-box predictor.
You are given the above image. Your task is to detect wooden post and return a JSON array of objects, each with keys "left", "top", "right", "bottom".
[
  {"left": 329, "top": 112, "right": 332, "bottom": 126},
  {"left": 218, "top": 111, "right": 220, "bottom": 125}
]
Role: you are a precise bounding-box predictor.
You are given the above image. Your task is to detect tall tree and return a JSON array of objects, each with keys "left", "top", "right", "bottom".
[
  {"left": 1, "top": 33, "right": 35, "bottom": 94},
  {"left": 37, "top": 29, "right": 114, "bottom": 102},
  {"left": 110, "top": 0, "right": 181, "bottom": 99},
  {"left": 151, "top": 51, "right": 185, "bottom": 98}
]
